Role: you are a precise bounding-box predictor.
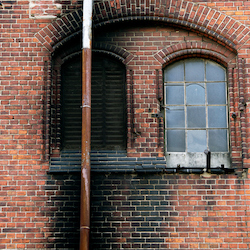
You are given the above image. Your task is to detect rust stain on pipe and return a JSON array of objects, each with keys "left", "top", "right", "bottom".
[{"left": 80, "top": 48, "right": 92, "bottom": 250}]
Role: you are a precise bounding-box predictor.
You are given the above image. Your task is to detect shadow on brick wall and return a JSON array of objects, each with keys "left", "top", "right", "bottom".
[{"left": 45, "top": 174, "right": 81, "bottom": 249}]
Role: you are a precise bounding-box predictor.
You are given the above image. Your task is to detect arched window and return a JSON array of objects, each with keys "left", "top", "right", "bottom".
[
  {"left": 61, "top": 54, "right": 127, "bottom": 151},
  {"left": 164, "top": 58, "right": 229, "bottom": 168}
]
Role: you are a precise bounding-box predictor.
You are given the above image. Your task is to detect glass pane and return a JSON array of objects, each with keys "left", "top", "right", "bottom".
[
  {"left": 186, "top": 83, "right": 205, "bottom": 105},
  {"left": 209, "top": 129, "right": 228, "bottom": 152},
  {"left": 167, "top": 130, "right": 185, "bottom": 152},
  {"left": 207, "top": 82, "right": 226, "bottom": 105},
  {"left": 165, "top": 85, "right": 184, "bottom": 104},
  {"left": 187, "top": 130, "right": 206, "bottom": 152},
  {"left": 208, "top": 106, "right": 227, "bottom": 128},
  {"left": 166, "top": 107, "right": 185, "bottom": 128},
  {"left": 164, "top": 62, "right": 184, "bottom": 82},
  {"left": 206, "top": 61, "right": 225, "bottom": 81},
  {"left": 185, "top": 59, "right": 205, "bottom": 82},
  {"left": 187, "top": 107, "right": 206, "bottom": 128}
]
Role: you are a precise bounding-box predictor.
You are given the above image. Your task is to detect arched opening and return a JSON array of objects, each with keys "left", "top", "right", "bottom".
[{"left": 163, "top": 58, "right": 230, "bottom": 168}]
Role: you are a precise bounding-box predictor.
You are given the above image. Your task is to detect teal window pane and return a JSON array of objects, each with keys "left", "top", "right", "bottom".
[
  {"left": 166, "top": 85, "right": 184, "bottom": 104},
  {"left": 208, "top": 106, "right": 227, "bottom": 128},
  {"left": 187, "top": 130, "right": 206, "bottom": 152},
  {"left": 167, "top": 130, "right": 185, "bottom": 152},
  {"left": 187, "top": 107, "right": 206, "bottom": 128},
  {"left": 166, "top": 107, "right": 185, "bottom": 128},
  {"left": 164, "top": 62, "right": 184, "bottom": 82},
  {"left": 186, "top": 83, "right": 205, "bottom": 105},
  {"left": 206, "top": 61, "right": 225, "bottom": 81},
  {"left": 185, "top": 59, "right": 205, "bottom": 81},
  {"left": 209, "top": 129, "right": 228, "bottom": 152},
  {"left": 207, "top": 82, "right": 226, "bottom": 105}
]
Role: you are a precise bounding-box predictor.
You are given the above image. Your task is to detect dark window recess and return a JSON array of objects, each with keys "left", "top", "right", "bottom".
[
  {"left": 61, "top": 56, "right": 82, "bottom": 150},
  {"left": 61, "top": 54, "right": 127, "bottom": 151}
]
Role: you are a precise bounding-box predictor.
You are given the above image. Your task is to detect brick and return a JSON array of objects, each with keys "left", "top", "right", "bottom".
[{"left": 2, "top": 0, "right": 250, "bottom": 249}]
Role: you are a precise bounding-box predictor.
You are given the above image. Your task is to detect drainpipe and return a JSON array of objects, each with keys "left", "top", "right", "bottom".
[{"left": 80, "top": 0, "right": 93, "bottom": 249}]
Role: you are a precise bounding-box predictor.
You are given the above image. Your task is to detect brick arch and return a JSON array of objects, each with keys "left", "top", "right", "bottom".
[
  {"left": 93, "top": 43, "right": 134, "bottom": 64},
  {"left": 52, "top": 38, "right": 134, "bottom": 66},
  {"left": 93, "top": 0, "right": 250, "bottom": 49},
  {"left": 35, "top": 0, "right": 250, "bottom": 52},
  {"left": 35, "top": 9, "right": 83, "bottom": 52},
  {"left": 155, "top": 41, "right": 236, "bottom": 67}
]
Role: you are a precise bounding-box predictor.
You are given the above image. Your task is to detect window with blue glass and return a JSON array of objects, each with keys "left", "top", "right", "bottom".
[{"left": 164, "top": 58, "right": 229, "bottom": 168}]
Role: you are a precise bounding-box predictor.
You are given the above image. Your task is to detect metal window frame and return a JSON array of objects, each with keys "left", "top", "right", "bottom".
[{"left": 163, "top": 58, "right": 230, "bottom": 168}]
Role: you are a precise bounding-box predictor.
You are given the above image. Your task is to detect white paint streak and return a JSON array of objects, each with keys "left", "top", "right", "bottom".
[
  {"left": 166, "top": 152, "right": 230, "bottom": 168},
  {"left": 81, "top": 105, "right": 91, "bottom": 108},
  {"left": 83, "top": 0, "right": 93, "bottom": 49},
  {"left": 82, "top": 168, "right": 90, "bottom": 209},
  {"left": 29, "top": 0, "right": 62, "bottom": 19}
]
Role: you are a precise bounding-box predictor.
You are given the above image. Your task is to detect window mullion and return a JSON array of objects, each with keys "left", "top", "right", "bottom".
[
  {"left": 184, "top": 68, "right": 187, "bottom": 153},
  {"left": 205, "top": 61, "right": 209, "bottom": 150}
]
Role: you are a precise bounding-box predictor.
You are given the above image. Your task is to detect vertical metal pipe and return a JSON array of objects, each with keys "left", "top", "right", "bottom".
[
  {"left": 45, "top": 59, "right": 51, "bottom": 161},
  {"left": 232, "top": 67, "right": 237, "bottom": 150},
  {"left": 238, "top": 58, "right": 246, "bottom": 169},
  {"left": 80, "top": 48, "right": 91, "bottom": 250},
  {"left": 55, "top": 69, "right": 59, "bottom": 149},
  {"left": 156, "top": 69, "right": 161, "bottom": 149},
  {"left": 156, "top": 69, "right": 159, "bottom": 101},
  {"left": 44, "top": 60, "right": 48, "bottom": 161},
  {"left": 130, "top": 70, "right": 134, "bottom": 147},
  {"left": 80, "top": 0, "right": 93, "bottom": 249}
]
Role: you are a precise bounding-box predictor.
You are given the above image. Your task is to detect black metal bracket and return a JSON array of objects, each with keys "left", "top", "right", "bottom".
[
  {"left": 151, "top": 113, "right": 163, "bottom": 118},
  {"left": 204, "top": 149, "right": 211, "bottom": 173}
]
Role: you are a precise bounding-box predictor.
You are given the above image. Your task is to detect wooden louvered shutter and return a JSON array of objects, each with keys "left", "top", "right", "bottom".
[
  {"left": 91, "top": 55, "right": 126, "bottom": 150},
  {"left": 61, "top": 55, "right": 82, "bottom": 150},
  {"left": 61, "top": 54, "right": 126, "bottom": 151}
]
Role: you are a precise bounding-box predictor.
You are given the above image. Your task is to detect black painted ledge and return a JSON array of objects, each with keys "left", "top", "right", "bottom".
[{"left": 48, "top": 150, "right": 236, "bottom": 175}]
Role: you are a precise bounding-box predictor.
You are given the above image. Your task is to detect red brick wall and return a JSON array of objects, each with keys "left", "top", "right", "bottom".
[
  {"left": 0, "top": 0, "right": 250, "bottom": 248},
  {"left": 90, "top": 172, "right": 250, "bottom": 250},
  {"left": 93, "top": 24, "right": 238, "bottom": 158}
]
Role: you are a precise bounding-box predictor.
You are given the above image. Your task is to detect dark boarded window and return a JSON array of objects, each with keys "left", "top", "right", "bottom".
[
  {"left": 61, "top": 54, "right": 126, "bottom": 151},
  {"left": 61, "top": 56, "right": 82, "bottom": 150}
]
